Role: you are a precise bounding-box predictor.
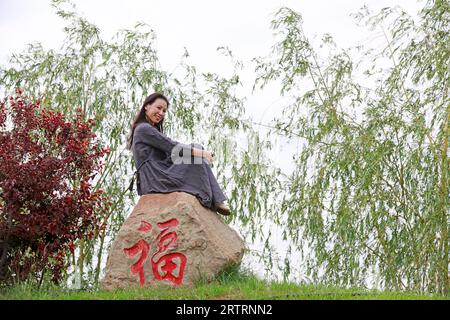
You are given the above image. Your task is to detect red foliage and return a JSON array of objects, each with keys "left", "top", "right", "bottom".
[{"left": 0, "top": 92, "right": 108, "bottom": 283}]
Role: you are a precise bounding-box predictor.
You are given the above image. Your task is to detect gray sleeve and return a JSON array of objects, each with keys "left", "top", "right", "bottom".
[{"left": 134, "top": 123, "right": 180, "bottom": 154}]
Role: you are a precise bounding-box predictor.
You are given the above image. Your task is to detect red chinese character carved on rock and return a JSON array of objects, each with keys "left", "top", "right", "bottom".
[
  {"left": 151, "top": 218, "right": 187, "bottom": 286},
  {"left": 123, "top": 218, "right": 187, "bottom": 287},
  {"left": 123, "top": 239, "right": 150, "bottom": 287},
  {"left": 137, "top": 220, "right": 153, "bottom": 232},
  {"left": 152, "top": 252, "right": 187, "bottom": 286}
]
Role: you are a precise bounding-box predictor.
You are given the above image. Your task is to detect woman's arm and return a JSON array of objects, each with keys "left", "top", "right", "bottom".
[
  {"left": 191, "top": 148, "right": 214, "bottom": 163},
  {"left": 134, "top": 123, "right": 214, "bottom": 163},
  {"left": 134, "top": 123, "right": 180, "bottom": 154}
]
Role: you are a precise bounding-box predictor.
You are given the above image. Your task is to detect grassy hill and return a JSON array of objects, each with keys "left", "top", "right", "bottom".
[{"left": 1, "top": 268, "right": 447, "bottom": 300}]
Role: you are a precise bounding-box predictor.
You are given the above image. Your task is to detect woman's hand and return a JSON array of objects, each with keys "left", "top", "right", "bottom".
[
  {"left": 191, "top": 148, "right": 214, "bottom": 164},
  {"left": 202, "top": 150, "right": 214, "bottom": 164}
]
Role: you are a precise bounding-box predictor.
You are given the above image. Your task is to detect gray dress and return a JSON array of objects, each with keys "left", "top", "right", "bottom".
[{"left": 132, "top": 122, "right": 227, "bottom": 209}]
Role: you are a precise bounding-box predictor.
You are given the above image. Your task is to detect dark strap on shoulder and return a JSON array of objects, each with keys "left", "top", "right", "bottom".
[{"left": 127, "top": 159, "right": 151, "bottom": 193}]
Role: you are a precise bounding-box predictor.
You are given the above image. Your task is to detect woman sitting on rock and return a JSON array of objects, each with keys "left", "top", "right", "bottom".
[{"left": 128, "top": 92, "right": 231, "bottom": 216}]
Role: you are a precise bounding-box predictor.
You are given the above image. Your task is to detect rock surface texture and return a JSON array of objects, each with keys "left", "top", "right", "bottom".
[{"left": 101, "top": 192, "right": 245, "bottom": 290}]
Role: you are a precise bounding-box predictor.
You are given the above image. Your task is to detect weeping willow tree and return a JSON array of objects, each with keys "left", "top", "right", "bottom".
[
  {"left": 254, "top": 0, "right": 448, "bottom": 294},
  {"left": 0, "top": 0, "right": 279, "bottom": 288}
]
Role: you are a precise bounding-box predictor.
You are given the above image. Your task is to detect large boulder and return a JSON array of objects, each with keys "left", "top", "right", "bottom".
[{"left": 101, "top": 192, "right": 245, "bottom": 290}]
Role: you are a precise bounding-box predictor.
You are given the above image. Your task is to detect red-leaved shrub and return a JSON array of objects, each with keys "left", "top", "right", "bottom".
[{"left": 0, "top": 90, "right": 109, "bottom": 283}]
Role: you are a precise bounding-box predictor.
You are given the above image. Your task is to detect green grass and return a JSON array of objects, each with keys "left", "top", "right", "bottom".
[{"left": 0, "top": 267, "right": 447, "bottom": 300}]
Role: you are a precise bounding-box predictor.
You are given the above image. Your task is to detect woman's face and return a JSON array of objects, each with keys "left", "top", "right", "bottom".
[{"left": 145, "top": 98, "right": 168, "bottom": 126}]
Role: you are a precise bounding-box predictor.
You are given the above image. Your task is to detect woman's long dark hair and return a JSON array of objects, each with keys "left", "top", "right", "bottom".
[{"left": 127, "top": 92, "right": 170, "bottom": 150}]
